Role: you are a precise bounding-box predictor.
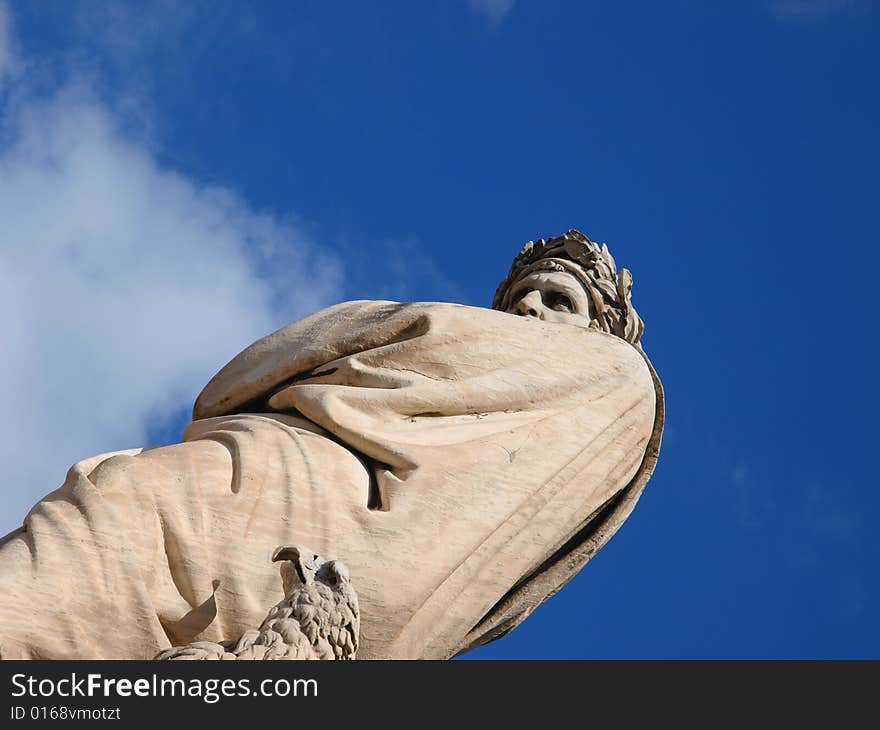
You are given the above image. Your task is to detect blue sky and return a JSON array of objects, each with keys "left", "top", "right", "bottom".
[{"left": 0, "top": 1, "right": 877, "bottom": 658}]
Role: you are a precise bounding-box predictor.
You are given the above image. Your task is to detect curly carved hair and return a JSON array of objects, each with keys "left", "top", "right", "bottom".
[{"left": 492, "top": 229, "right": 644, "bottom": 346}]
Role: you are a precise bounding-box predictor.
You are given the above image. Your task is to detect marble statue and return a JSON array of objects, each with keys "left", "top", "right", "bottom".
[{"left": 0, "top": 229, "right": 664, "bottom": 660}]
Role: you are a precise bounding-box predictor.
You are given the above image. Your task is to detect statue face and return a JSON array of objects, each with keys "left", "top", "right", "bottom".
[{"left": 505, "top": 270, "right": 593, "bottom": 326}]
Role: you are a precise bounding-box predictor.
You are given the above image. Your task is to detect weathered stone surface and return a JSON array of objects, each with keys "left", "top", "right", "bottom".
[{"left": 0, "top": 230, "right": 663, "bottom": 660}]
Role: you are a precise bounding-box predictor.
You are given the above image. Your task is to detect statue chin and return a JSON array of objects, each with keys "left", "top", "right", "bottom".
[{"left": 0, "top": 246, "right": 663, "bottom": 660}]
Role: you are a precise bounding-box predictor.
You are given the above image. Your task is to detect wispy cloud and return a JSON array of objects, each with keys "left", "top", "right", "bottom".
[
  {"left": 727, "top": 460, "right": 771, "bottom": 532},
  {"left": 0, "top": 3, "right": 343, "bottom": 533},
  {"left": 466, "top": 0, "right": 515, "bottom": 27},
  {"left": 724, "top": 455, "right": 860, "bottom": 556},
  {"left": 341, "top": 236, "right": 469, "bottom": 305},
  {"left": 67, "top": 0, "right": 198, "bottom": 57},
  {"left": 770, "top": 0, "right": 861, "bottom": 20},
  {"left": 0, "top": 2, "right": 16, "bottom": 85},
  {"left": 800, "top": 482, "right": 856, "bottom": 540}
]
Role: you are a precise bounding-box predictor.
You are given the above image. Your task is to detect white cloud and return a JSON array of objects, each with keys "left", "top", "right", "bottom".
[
  {"left": 0, "top": 6, "right": 343, "bottom": 533},
  {"left": 466, "top": 0, "right": 515, "bottom": 27}
]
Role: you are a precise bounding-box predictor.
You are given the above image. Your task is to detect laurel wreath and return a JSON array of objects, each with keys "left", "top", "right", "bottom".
[{"left": 492, "top": 229, "right": 644, "bottom": 346}]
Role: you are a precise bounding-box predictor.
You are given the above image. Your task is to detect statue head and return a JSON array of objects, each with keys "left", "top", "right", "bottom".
[{"left": 492, "top": 229, "right": 644, "bottom": 346}]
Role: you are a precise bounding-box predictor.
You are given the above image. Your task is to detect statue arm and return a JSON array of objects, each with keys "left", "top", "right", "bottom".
[{"left": 194, "top": 300, "right": 404, "bottom": 419}]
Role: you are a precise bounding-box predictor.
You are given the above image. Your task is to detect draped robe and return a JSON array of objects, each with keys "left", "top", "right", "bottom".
[{"left": 0, "top": 301, "right": 663, "bottom": 659}]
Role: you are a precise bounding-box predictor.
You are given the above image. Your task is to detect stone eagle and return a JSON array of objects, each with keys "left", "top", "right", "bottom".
[{"left": 155, "top": 546, "right": 359, "bottom": 660}]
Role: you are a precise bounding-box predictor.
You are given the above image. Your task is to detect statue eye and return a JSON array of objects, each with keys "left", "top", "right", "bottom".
[{"left": 546, "top": 292, "right": 573, "bottom": 312}]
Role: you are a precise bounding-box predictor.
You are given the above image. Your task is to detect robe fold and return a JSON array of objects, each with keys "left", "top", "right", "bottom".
[{"left": 0, "top": 301, "right": 663, "bottom": 659}]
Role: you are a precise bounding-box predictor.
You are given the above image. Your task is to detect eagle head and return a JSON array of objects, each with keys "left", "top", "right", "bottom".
[{"left": 272, "top": 546, "right": 355, "bottom": 602}]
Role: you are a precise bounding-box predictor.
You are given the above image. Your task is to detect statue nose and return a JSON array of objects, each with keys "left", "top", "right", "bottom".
[{"left": 515, "top": 290, "right": 543, "bottom": 318}]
